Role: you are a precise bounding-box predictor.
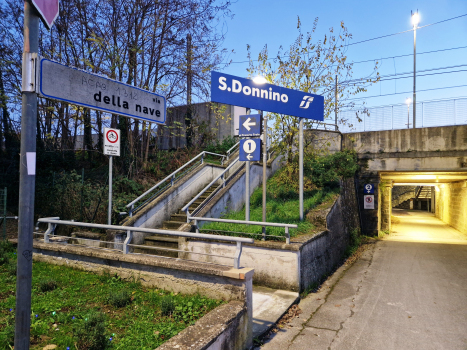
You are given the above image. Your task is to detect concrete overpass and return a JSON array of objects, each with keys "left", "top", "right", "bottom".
[{"left": 325, "top": 125, "right": 467, "bottom": 236}]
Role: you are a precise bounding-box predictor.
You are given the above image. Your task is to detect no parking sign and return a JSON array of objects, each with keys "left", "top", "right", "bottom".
[{"left": 364, "top": 195, "right": 375, "bottom": 209}]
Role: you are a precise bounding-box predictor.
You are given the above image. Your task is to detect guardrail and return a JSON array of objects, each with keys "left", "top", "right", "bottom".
[
  {"left": 181, "top": 157, "right": 241, "bottom": 221},
  {"left": 188, "top": 216, "right": 297, "bottom": 244},
  {"left": 126, "top": 150, "right": 228, "bottom": 217},
  {"left": 37, "top": 218, "right": 253, "bottom": 269}
]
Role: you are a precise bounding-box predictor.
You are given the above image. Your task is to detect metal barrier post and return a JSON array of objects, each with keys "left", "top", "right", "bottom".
[
  {"left": 201, "top": 152, "right": 204, "bottom": 164},
  {"left": 44, "top": 223, "right": 56, "bottom": 243},
  {"left": 194, "top": 219, "right": 199, "bottom": 233},
  {"left": 123, "top": 230, "right": 132, "bottom": 254},
  {"left": 285, "top": 227, "right": 290, "bottom": 245},
  {"left": 129, "top": 205, "right": 133, "bottom": 218},
  {"left": 234, "top": 241, "right": 242, "bottom": 269}
]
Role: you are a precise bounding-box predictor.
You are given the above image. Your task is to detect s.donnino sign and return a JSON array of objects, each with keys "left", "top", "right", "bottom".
[{"left": 211, "top": 71, "right": 324, "bottom": 121}]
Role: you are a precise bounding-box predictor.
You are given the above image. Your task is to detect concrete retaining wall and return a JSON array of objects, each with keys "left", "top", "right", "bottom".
[
  {"left": 32, "top": 242, "right": 253, "bottom": 350},
  {"left": 182, "top": 178, "right": 360, "bottom": 292},
  {"left": 435, "top": 181, "right": 467, "bottom": 234}
]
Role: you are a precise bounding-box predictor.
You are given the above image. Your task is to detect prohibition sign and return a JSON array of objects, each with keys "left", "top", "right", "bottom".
[
  {"left": 106, "top": 129, "right": 118, "bottom": 143},
  {"left": 365, "top": 196, "right": 373, "bottom": 204}
]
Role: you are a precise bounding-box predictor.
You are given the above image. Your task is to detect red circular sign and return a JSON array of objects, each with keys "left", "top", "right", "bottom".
[
  {"left": 365, "top": 196, "right": 373, "bottom": 203},
  {"left": 106, "top": 130, "right": 118, "bottom": 143}
]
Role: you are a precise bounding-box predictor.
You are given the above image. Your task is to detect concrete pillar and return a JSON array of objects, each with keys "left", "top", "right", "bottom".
[
  {"left": 418, "top": 200, "right": 421, "bottom": 210},
  {"left": 431, "top": 187, "right": 435, "bottom": 213},
  {"left": 380, "top": 182, "right": 393, "bottom": 232}
]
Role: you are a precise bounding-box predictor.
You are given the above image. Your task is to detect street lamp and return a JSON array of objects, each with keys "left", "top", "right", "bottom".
[
  {"left": 411, "top": 10, "right": 420, "bottom": 128},
  {"left": 406, "top": 97, "right": 412, "bottom": 129}
]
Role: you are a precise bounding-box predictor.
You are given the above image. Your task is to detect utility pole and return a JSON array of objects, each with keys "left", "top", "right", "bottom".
[
  {"left": 335, "top": 75, "right": 338, "bottom": 131},
  {"left": 186, "top": 33, "right": 193, "bottom": 147},
  {"left": 16, "top": 1, "right": 39, "bottom": 348},
  {"left": 245, "top": 108, "right": 250, "bottom": 221},
  {"left": 262, "top": 111, "right": 267, "bottom": 239}
]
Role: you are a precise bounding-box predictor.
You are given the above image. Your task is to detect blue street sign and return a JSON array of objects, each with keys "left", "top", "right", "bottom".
[
  {"left": 239, "top": 114, "right": 262, "bottom": 136},
  {"left": 364, "top": 184, "right": 375, "bottom": 194},
  {"left": 240, "top": 139, "right": 262, "bottom": 161},
  {"left": 211, "top": 71, "right": 324, "bottom": 120}
]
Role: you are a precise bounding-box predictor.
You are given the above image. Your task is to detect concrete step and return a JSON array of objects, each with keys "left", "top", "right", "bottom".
[
  {"left": 162, "top": 221, "right": 184, "bottom": 230},
  {"left": 170, "top": 214, "right": 187, "bottom": 222},
  {"left": 137, "top": 235, "right": 179, "bottom": 258}
]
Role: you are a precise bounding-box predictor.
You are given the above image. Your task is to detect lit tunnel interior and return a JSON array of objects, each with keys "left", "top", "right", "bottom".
[{"left": 378, "top": 171, "right": 467, "bottom": 237}]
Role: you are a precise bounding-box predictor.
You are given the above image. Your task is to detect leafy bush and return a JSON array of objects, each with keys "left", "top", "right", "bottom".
[
  {"left": 74, "top": 311, "right": 108, "bottom": 350},
  {"left": 7, "top": 261, "right": 16, "bottom": 276},
  {"left": 304, "top": 149, "right": 359, "bottom": 188},
  {"left": 160, "top": 296, "right": 175, "bottom": 316},
  {"left": 107, "top": 289, "right": 132, "bottom": 308},
  {"left": 0, "top": 249, "right": 9, "bottom": 266},
  {"left": 0, "top": 240, "right": 15, "bottom": 253},
  {"left": 39, "top": 279, "right": 58, "bottom": 292},
  {"left": 204, "top": 136, "right": 237, "bottom": 155},
  {"left": 0, "top": 316, "right": 14, "bottom": 348}
]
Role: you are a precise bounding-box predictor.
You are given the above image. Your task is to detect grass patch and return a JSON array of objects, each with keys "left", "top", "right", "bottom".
[
  {"left": 0, "top": 249, "right": 224, "bottom": 349},
  {"left": 200, "top": 166, "right": 340, "bottom": 240}
]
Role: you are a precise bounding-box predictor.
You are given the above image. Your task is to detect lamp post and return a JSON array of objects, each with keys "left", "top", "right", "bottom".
[
  {"left": 411, "top": 11, "right": 420, "bottom": 128},
  {"left": 252, "top": 76, "right": 268, "bottom": 238},
  {"left": 406, "top": 98, "right": 412, "bottom": 129}
]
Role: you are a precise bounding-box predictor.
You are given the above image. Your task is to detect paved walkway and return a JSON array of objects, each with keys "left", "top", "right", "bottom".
[{"left": 256, "top": 210, "right": 467, "bottom": 350}]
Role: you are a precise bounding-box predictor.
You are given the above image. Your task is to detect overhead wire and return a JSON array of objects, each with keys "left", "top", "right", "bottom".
[{"left": 222, "top": 14, "right": 467, "bottom": 65}]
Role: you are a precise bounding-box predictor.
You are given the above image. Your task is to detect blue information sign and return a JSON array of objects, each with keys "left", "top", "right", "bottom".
[
  {"left": 364, "top": 184, "right": 375, "bottom": 194},
  {"left": 239, "top": 114, "right": 262, "bottom": 136},
  {"left": 240, "top": 139, "right": 262, "bottom": 161},
  {"left": 211, "top": 71, "right": 324, "bottom": 120}
]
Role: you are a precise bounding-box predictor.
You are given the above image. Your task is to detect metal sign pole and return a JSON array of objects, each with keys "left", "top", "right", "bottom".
[
  {"left": 262, "top": 111, "right": 267, "bottom": 240},
  {"left": 108, "top": 155, "right": 113, "bottom": 225},
  {"left": 245, "top": 109, "right": 250, "bottom": 221},
  {"left": 15, "top": 1, "right": 39, "bottom": 348},
  {"left": 299, "top": 118, "right": 304, "bottom": 221}
]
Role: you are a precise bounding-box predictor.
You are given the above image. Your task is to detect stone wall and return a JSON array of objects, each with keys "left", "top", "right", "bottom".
[{"left": 435, "top": 181, "right": 467, "bottom": 234}]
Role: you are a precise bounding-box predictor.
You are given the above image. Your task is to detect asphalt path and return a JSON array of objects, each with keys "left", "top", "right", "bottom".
[{"left": 256, "top": 209, "right": 467, "bottom": 350}]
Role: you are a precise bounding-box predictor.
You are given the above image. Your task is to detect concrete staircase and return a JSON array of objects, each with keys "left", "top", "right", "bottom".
[
  {"left": 416, "top": 186, "right": 432, "bottom": 199},
  {"left": 135, "top": 184, "right": 218, "bottom": 257}
]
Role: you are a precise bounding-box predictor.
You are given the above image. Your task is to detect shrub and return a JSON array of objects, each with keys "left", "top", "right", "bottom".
[
  {"left": 0, "top": 249, "right": 9, "bottom": 266},
  {"left": 39, "top": 279, "right": 58, "bottom": 293},
  {"left": 160, "top": 295, "right": 175, "bottom": 316},
  {"left": 7, "top": 261, "right": 16, "bottom": 276},
  {"left": 107, "top": 289, "right": 132, "bottom": 308},
  {"left": 74, "top": 311, "right": 108, "bottom": 350}
]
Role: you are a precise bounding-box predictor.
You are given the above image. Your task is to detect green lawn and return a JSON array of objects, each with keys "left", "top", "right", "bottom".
[
  {"left": 0, "top": 244, "right": 224, "bottom": 349},
  {"left": 199, "top": 175, "right": 339, "bottom": 240}
]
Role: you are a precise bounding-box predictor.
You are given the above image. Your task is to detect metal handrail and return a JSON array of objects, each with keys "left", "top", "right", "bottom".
[
  {"left": 37, "top": 218, "right": 253, "bottom": 269},
  {"left": 225, "top": 141, "right": 240, "bottom": 161},
  {"left": 126, "top": 151, "right": 226, "bottom": 217},
  {"left": 188, "top": 216, "right": 297, "bottom": 244},
  {"left": 181, "top": 157, "right": 240, "bottom": 220}
]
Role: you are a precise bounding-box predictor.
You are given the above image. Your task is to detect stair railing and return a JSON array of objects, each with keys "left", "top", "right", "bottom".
[
  {"left": 37, "top": 217, "right": 253, "bottom": 269},
  {"left": 181, "top": 157, "right": 240, "bottom": 221},
  {"left": 127, "top": 150, "right": 226, "bottom": 217}
]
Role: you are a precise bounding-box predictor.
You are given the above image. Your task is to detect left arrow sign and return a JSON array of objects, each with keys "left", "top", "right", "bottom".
[{"left": 243, "top": 117, "right": 256, "bottom": 131}]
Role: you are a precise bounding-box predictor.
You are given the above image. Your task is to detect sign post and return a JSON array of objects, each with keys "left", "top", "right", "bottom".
[
  {"left": 239, "top": 112, "right": 263, "bottom": 221},
  {"left": 104, "top": 128, "right": 120, "bottom": 225},
  {"left": 16, "top": 2, "right": 41, "bottom": 348}
]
